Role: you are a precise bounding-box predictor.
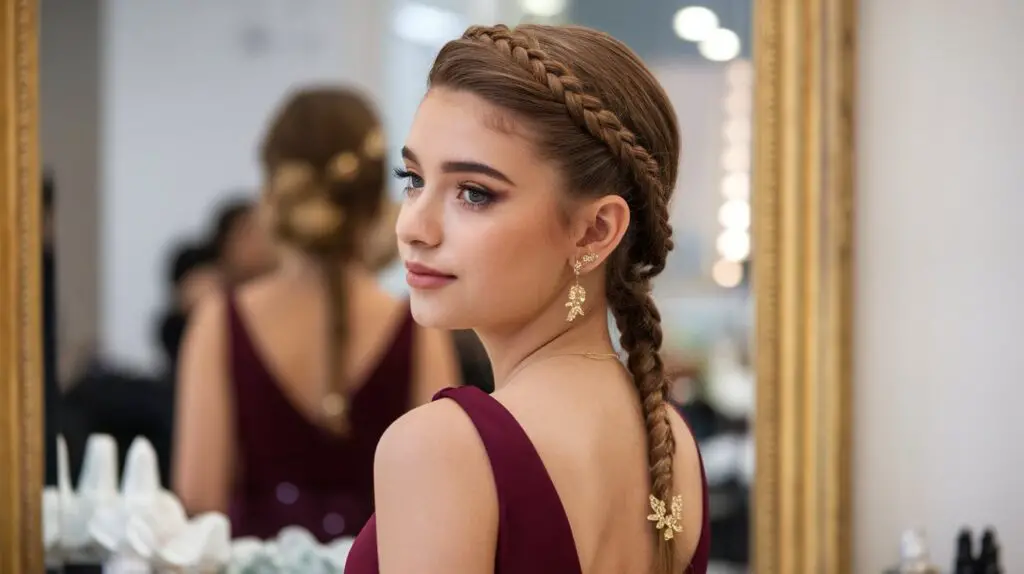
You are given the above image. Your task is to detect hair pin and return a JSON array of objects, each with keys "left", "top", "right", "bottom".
[
  {"left": 287, "top": 195, "right": 345, "bottom": 239},
  {"left": 646, "top": 493, "right": 683, "bottom": 541},
  {"left": 361, "top": 127, "right": 386, "bottom": 160},
  {"left": 271, "top": 162, "right": 315, "bottom": 198},
  {"left": 327, "top": 152, "right": 360, "bottom": 183}
]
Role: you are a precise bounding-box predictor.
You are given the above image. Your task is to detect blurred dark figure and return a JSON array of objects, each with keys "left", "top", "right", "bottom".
[
  {"left": 156, "top": 240, "right": 219, "bottom": 378},
  {"left": 62, "top": 362, "right": 175, "bottom": 488},
  {"left": 210, "top": 197, "right": 277, "bottom": 287},
  {"left": 42, "top": 170, "right": 61, "bottom": 487},
  {"left": 56, "top": 238, "right": 202, "bottom": 494},
  {"left": 675, "top": 386, "right": 751, "bottom": 565}
]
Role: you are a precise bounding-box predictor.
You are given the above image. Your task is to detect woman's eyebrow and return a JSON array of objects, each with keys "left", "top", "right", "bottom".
[{"left": 402, "top": 146, "right": 515, "bottom": 186}]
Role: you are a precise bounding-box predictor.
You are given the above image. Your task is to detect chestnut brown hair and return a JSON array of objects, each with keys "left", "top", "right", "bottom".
[
  {"left": 259, "top": 86, "right": 387, "bottom": 431},
  {"left": 430, "top": 24, "right": 681, "bottom": 570}
]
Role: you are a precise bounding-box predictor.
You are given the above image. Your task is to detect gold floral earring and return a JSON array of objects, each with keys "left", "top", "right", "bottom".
[{"left": 566, "top": 252, "right": 599, "bottom": 322}]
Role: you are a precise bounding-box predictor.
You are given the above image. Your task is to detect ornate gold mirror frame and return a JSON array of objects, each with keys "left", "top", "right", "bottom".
[
  {"left": 752, "top": 0, "right": 856, "bottom": 572},
  {"left": 2, "top": 1, "right": 43, "bottom": 573},
  {"left": 0, "top": 0, "right": 856, "bottom": 572}
]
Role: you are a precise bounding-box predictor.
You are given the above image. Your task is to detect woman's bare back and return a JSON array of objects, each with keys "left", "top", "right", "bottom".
[
  {"left": 234, "top": 269, "right": 412, "bottom": 429},
  {"left": 492, "top": 359, "right": 706, "bottom": 573}
]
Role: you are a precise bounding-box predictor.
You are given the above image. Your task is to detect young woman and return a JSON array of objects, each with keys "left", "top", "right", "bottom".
[
  {"left": 173, "top": 87, "right": 460, "bottom": 541},
  {"left": 345, "top": 24, "right": 710, "bottom": 574}
]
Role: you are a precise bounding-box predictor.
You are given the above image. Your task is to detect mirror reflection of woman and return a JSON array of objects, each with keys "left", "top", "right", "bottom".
[
  {"left": 172, "top": 87, "right": 460, "bottom": 542},
  {"left": 345, "top": 23, "right": 710, "bottom": 574}
]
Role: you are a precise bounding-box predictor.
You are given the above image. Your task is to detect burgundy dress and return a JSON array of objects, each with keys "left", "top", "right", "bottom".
[
  {"left": 344, "top": 385, "right": 711, "bottom": 573},
  {"left": 225, "top": 295, "right": 415, "bottom": 542}
]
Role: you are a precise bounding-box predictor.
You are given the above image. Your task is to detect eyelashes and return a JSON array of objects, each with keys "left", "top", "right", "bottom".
[
  {"left": 391, "top": 167, "right": 498, "bottom": 210},
  {"left": 392, "top": 167, "right": 423, "bottom": 190}
]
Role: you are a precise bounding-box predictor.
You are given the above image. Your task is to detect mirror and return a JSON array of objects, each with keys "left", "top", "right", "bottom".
[{"left": 0, "top": 0, "right": 857, "bottom": 572}]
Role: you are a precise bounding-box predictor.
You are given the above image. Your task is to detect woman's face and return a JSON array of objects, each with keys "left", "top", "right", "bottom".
[{"left": 396, "top": 88, "right": 579, "bottom": 331}]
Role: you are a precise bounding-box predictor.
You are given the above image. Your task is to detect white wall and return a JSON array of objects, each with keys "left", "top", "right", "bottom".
[{"left": 855, "top": 0, "right": 1024, "bottom": 570}]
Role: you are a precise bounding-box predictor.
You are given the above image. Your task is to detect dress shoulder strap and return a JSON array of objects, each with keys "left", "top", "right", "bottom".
[{"left": 432, "top": 386, "right": 582, "bottom": 573}]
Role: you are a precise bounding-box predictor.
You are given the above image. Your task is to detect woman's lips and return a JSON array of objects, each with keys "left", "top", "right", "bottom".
[{"left": 404, "top": 261, "right": 456, "bottom": 289}]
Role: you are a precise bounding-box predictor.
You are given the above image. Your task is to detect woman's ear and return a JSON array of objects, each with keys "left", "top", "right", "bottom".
[{"left": 570, "top": 194, "right": 630, "bottom": 266}]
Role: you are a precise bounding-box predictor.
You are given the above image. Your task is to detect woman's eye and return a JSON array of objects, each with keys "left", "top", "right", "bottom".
[
  {"left": 392, "top": 168, "right": 424, "bottom": 190},
  {"left": 458, "top": 184, "right": 493, "bottom": 206}
]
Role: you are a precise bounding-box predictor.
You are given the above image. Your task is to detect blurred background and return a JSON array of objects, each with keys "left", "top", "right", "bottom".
[{"left": 39, "top": 0, "right": 755, "bottom": 571}]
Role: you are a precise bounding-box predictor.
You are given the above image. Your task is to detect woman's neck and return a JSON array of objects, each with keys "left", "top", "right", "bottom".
[
  {"left": 475, "top": 292, "right": 617, "bottom": 390},
  {"left": 277, "top": 249, "right": 373, "bottom": 285}
]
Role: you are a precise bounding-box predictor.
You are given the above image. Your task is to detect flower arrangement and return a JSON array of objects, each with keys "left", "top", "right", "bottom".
[{"left": 44, "top": 434, "right": 355, "bottom": 573}]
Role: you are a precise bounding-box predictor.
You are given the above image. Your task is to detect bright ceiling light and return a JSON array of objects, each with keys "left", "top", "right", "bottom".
[
  {"left": 716, "top": 229, "right": 751, "bottom": 262},
  {"left": 718, "top": 199, "right": 751, "bottom": 231},
  {"left": 521, "top": 0, "right": 567, "bottom": 17},
  {"left": 726, "top": 60, "right": 755, "bottom": 87},
  {"left": 721, "top": 147, "right": 751, "bottom": 173},
  {"left": 672, "top": 6, "right": 719, "bottom": 42},
  {"left": 712, "top": 259, "right": 744, "bottom": 288},
  {"left": 394, "top": 4, "right": 464, "bottom": 47},
  {"left": 724, "top": 91, "right": 752, "bottom": 116},
  {"left": 699, "top": 28, "right": 742, "bottom": 62},
  {"left": 721, "top": 172, "right": 750, "bottom": 201},
  {"left": 723, "top": 118, "right": 752, "bottom": 145}
]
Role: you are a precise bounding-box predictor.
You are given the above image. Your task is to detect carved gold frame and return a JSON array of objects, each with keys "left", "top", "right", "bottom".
[
  {"left": 752, "top": 0, "right": 857, "bottom": 572},
  {"left": 0, "top": 0, "right": 856, "bottom": 572},
  {"left": 2, "top": 0, "right": 43, "bottom": 573}
]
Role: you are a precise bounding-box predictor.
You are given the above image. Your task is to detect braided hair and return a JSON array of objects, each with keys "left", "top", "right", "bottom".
[
  {"left": 429, "top": 24, "right": 682, "bottom": 572},
  {"left": 259, "top": 86, "right": 387, "bottom": 433}
]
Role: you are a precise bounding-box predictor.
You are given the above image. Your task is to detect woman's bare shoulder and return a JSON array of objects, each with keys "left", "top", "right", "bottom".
[
  {"left": 373, "top": 398, "right": 497, "bottom": 529},
  {"left": 376, "top": 397, "right": 482, "bottom": 467},
  {"left": 372, "top": 396, "right": 499, "bottom": 571}
]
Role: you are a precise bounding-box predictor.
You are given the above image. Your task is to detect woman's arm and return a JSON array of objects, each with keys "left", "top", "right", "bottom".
[
  {"left": 373, "top": 400, "right": 497, "bottom": 573},
  {"left": 171, "top": 293, "right": 235, "bottom": 513}
]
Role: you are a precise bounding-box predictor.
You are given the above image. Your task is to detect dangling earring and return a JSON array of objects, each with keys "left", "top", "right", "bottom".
[{"left": 566, "top": 252, "right": 599, "bottom": 322}]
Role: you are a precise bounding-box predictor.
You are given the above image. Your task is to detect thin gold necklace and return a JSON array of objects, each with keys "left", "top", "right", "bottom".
[{"left": 502, "top": 351, "right": 621, "bottom": 387}]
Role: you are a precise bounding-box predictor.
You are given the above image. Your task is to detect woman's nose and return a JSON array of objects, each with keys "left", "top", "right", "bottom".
[{"left": 396, "top": 192, "right": 442, "bottom": 249}]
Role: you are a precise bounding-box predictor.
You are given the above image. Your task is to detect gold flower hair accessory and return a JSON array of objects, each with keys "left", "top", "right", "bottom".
[
  {"left": 287, "top": 195, "right": 346, "bottom": 240},
  {"left": 327, "top": 151, "right": 360, "bottom": 183},
  {"left": 271, "top": 162, "right": 315, "bottom": 198},
  {"left": 646, "top": 493, "right": 683, "bottom": 541},
  {"left": 361, "top": 127, "right": 386, "bottom": 160}
]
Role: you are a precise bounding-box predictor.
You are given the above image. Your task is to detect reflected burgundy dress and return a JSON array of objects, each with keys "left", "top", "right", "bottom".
[
  {"left": 344, "top": 385, "right": 711, "bottom": 573},
  {"left": 225, "top": 294, "right": 415, "bottom": 542}
]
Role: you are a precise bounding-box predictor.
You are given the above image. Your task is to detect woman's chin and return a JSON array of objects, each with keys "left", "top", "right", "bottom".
[{"left": 408, "top": 300, "right": 473, "bottom": 331}]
